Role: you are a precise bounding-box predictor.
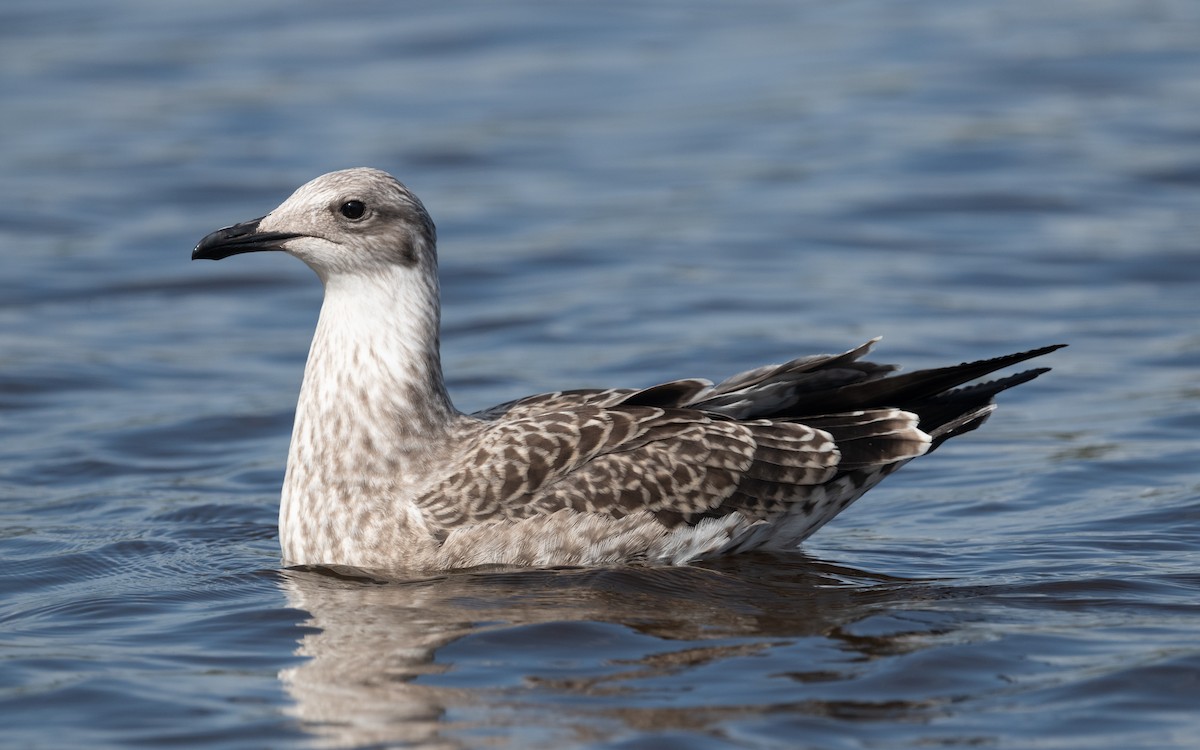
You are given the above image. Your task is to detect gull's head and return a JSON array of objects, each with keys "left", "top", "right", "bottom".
[{"left": 192, "top": 168, "right": 436, "bottom": 281}]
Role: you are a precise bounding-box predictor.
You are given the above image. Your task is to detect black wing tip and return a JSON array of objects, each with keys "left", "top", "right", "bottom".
[
  {"left": 1014, "top": 342, "right": 1067, "bottom": 357},
  {"left": 906, "top": 342, "right": 1066, "bottom": 396},
  {"left": 1024, "top": 343, "right": 1068, "bottom": 354},
  {"left": 937, "top": 365, "right": 1054, "bottom": 402},
  {"left": 916, "top": 362, "right": 1058, "bottom": 448},
  {"left": 951, "top": 343, "right": 1066, "bottom": 371}
]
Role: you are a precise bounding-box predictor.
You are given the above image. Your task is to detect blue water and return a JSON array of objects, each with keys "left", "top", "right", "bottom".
[{"left": 3, "top": 1, "right": 1199, "bottom": 748}]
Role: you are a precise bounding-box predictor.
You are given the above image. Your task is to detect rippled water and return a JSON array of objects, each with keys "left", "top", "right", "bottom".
[{"left": 3, "top": 1, "right": 1199, "bottom": 748}]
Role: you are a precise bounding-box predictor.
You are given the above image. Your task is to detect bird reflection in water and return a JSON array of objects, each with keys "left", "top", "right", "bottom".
[{"left": 276, "top": 556, "right": 956, "bottom": 748}]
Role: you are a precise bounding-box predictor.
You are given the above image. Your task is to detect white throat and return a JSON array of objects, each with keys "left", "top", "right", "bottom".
[{"left": 279, "top": 266, "right": 458, "bottom": 566}]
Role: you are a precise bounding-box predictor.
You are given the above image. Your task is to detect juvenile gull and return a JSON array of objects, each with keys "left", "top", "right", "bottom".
[{"left": 193, "top": 167, "right": 1063, "bottom": 571}]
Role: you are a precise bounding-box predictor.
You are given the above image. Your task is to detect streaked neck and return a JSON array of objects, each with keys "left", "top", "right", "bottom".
[{"left": 280, "top": 266, "right": 456, "bottom": 563}]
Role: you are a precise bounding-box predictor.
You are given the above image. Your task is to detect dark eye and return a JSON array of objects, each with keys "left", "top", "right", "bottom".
[{"left": 340, "top": 200, "right": 366, "bottom": 220}]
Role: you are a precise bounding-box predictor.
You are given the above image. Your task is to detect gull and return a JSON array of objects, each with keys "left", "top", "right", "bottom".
[{"left": 193, "top": 167, "right": 1062, "bottom": 571}]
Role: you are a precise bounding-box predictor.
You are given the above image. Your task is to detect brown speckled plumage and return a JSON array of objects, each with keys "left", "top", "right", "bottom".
[{"left": 193, "top": 168, "right": 1063, "bottom": 571}]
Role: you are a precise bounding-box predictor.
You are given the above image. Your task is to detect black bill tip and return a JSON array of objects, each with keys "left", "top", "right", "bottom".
[{"left": 192, "top": 217, "right": 304, "bottom": 261}]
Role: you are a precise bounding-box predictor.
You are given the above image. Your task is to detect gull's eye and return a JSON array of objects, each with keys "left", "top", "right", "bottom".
[{"left": 340, "top": 200, "right": 366, "bottom": 220}]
